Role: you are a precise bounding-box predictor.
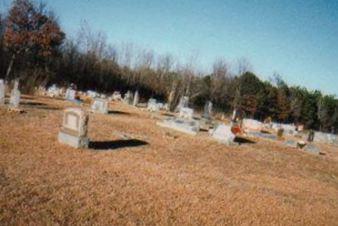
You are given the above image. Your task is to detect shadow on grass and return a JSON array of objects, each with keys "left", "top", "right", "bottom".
[
  {"left": 108, "top": 110, "right": 130, "bottom": 115},
  {"left": 21, "top": 102, "right": 47, "bottom": 106},
  {"left": 234, "top": 137, "right": 256, "bottom": 144},
  {"left": 89, "top": 139, "right": 148, "bottom": 151},
  {"left": 36, "top": 106, "right": 61, "bottom": 111},
  {"left": 161, "top": 112, "right": 175, "bottom": 117}
]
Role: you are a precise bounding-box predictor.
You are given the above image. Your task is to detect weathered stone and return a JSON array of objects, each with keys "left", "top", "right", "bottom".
[
  {"left": 123, "top": 91, "right": 133, "bottom": 104},
  {"left": 176, "top": 96, "right": 189, "bottom": 112},
  {"left": 58, "top": 107, "right": 89, "bottom": 148},
  {"left": 179, "top": 107, "right": 194, "bottom": 120},
  {"left": 65, "top": 88, "right": 76, "bottom": 101},
  {"left": 203, "top": 101, "right": 213, "bottom": 119},
  {"left": 211, "top": 124, "right": 236, "bottom": 145},
  {"left": 9, "top": 80, "right": 20, "bottom": 109},
  {"left": 247, "top": 131, "right": 277, "bottom": 140},
  {"left": 284, "top": 140, "right": 298, "bottom": 148},
  {"left": 91, "top": 98, "right": 109, "bottom": 114},
  {"left": 147, "top": 98, "right": 160, "bottom": 112},
  {"left": 112, "top": 91, "right": 122, "bottom": 101},
  {"left": 47, "top": 84, "right": 62, "bottom": 97},
  {"left": 243, "top": 119, "right": 263, "bottom": 131},
  {"left": 304, "top": 144, "right": 320, "bottom": 155},
  {"left": 87, "top": 90, "right": 98, "bottom": 98},
  {"left": 133, "top": 90, "right": 139, "bottom": 106},
  {"left": 157, "top": 118, "right": 200, "bottom": 135},
  {"left": 0, "top": 79, "right": 5, "bottom": 106}
]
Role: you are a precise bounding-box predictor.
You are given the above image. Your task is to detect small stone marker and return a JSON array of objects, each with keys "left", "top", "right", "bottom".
[
  {"left": 176, "top": 96, "right": 189, "bottom": 112},
  {"left": 65, "top": 88, "right": 76, "bottom": 101},
  {"left": 179, "top": 107, "right": 194, "bottom": 120},
  {"left": 283, "top": 140, "right": 298, "bottom": 148},
  {"left": 211, "top": 124, "right": 236, "bottom": 145},
  {"left": 157, "top": 118, "right": 200, "bottom": 135},
  {"left": 203, "top": 101, "right": 213, "bottom": 119},
  {"left": 9, "top": 80, "right": 21, "bottom": 109},
  {"left": 0, "top": 79, "right": 5, "bottom": 106},
  {"left": 304, "top": 144, "right": 320, "bottom": 155},
  {"left": 87, "top": 90, "right": 98, "bottom": 98},
  {"left": 133, "top": 90, "right": 139, "bottom": 106},
  {"left": 47, "top": 84, "right": 61, "bottom": 97},
  {"left": 147, "top": 98, "right": 160, "bottom": 112},
  {"left": 58, "top": 107, "right": 89, "bottom": 148},
  {"left": 91, "top": 98, "right": 109, "bottom": 114},
  {"left": 123, "top": 91, "right": 133, "bottom": 104},
  {"left": 112, "top": 91, "right": 122, "bottom": 101}
]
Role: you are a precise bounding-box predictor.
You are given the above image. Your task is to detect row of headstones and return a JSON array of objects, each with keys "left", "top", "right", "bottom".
[
  {"left": 58, "top": 98, "right": 214, "bottom": 149},
  {"left": 0, "top": 79, "right": 21, "bottom": 109}
]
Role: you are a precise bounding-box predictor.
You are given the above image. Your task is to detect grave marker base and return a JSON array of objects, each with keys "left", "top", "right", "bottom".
[{"left": 58, "top": 131, "right": 89, "bottom": 149}]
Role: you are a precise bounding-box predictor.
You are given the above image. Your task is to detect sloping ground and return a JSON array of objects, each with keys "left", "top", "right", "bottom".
[{"left": 0, "top": 95, "right": 338, "bottom": 225}]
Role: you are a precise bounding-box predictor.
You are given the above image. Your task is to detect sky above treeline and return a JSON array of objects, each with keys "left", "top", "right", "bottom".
[{"left": 1, "top": 0, "right": 338, "bottom": 95}]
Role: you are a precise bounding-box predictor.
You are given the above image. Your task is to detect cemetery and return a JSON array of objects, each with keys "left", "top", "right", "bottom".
[
  {"left": 1, "top": 0, "right": 338, "bottom": 224},
  {"left": 0, "top": 87, "right": 338, "bottom": 225}
]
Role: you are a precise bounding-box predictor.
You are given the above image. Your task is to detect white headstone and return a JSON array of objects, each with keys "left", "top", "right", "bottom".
[
  {"left": 9, "top": 80, "right": 20, "bottom": 109},
  {"left": 133, "top": 90, "right": 139, "bottom": 106},
  {"left": 65, "top": 88, "right": 76, "bottom": 101},
  {"left": 123, "top": 91, "right": 133, "bottom": 104},
  {"left": 58, "top": 107, "right": 89, "bottom": 148},
  {"left": 203, "top": 101, "right": 213, "bottom": 119},
  {"left": 112, "top": 91, "right": 122, "bottom": 101},
  {"left": 91, "top": 98, "right": 109, "bottom": 114},
  {"left": 176, "top": 96, "right": 189, "bottom": 112},
  {"left": 147, "top": 98, "right": 160, "bottom": 112},
  {"left": 243, "top": 119, "right": 263, "bottom": 131},
  {"left": 47, "top": 84, "right": 62, "bottom": 97},
  {"left": 0, "top": 79, "right": 5, "bottom": 106},
  {"left": 211, "top": 124, "right": 236, "bottom": 145},
  {"left": 179, "top": 107, "right": 194, "bottom": 120},
  {"left": 157, "top": 118, "right": 200, "bottom": 135},
  {"left": 87, "top": 90, "right": 98, "bottom": 98}
]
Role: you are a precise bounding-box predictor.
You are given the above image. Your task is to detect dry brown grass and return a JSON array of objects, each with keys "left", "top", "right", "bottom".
[{"left": 0, "top": 95, "right": 338, "bottom": 225}]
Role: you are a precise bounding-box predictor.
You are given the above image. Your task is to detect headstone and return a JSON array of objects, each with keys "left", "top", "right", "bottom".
[
  {"left": 123, "top": 91, "right": 133, "bottom": 104},
  {"left": 133, "top": 90, "right": 139, "bottom": 106},
  {"left": 9, "top": 80, "right": 20, "bottom": 109},
  {"left": 147, "top": 98, "right": 160, "bottom": 112},
  {"left": 176, "top": 96, "right": 189, "bottom": 112},
  {"left": 304, "top": 144, "right": 320, "bottom": 155},
  {"left": 243, "top": 119, "right": 263, "bottom": 131},
  {"left": 112, "top": 91, "right": 122, "bottom": 101},
  {"left": 47, "top": 84, "right": 62, "bottom": 98},
  {"left": 179, "top": 107, "right": 194, "bottom": 120},
  {"left": 0, "top": 79, "right": 5, "bottom": 106},
  {"left": 87, "top": 90, "right": 98, "bottom": 98},
  {"left": 314, "top": 132, "right": 338, "bottom": 146},
  {"left": 65, "top": 88, "right": 76, "bottom": 101},
  {"left": 211, "top": 124, "right": 236, "bottom": 145},
  {"left": 247, "top": 131, "right": 277, "bottom": 140},
  {"left": 157, "top": 118, "right": 200, "bottom": 135},
  {"left": 58, "top": 107, "right": 89, "bottom": 148},
  {"left": 91, "top": 98, "right": 109, "bottom": 114},
  {"left": 203, "top": 101, "right": 213, "bottom": 119},
  {"left": 283, "top": 140, "right": 298, "bottom": 148}
]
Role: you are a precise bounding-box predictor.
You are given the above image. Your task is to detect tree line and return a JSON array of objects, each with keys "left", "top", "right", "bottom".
[{"left": 0, "top": 0, "right": 337, "bottom": 133}]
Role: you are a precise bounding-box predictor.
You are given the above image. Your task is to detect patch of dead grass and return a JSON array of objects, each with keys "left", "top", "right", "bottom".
[{"left": 0, "top": 95, "right": 338, "bottom": 225}]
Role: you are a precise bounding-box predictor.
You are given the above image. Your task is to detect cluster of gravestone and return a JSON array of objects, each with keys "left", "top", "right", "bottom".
[
  {"left": 3, "top": 81, "right": 332, "bottom": 153},
  {"left": 241, "top": 118, "right": 326, "bottom": 155},
  {"left": 0, "top": 79, "right": 22, "bottom": 112}
]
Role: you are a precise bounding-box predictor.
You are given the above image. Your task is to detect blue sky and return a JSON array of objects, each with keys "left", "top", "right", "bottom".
[{"left": 1, "top": 0, "right": 338, "bottom": 95}]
